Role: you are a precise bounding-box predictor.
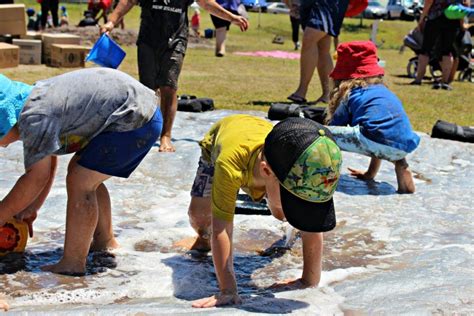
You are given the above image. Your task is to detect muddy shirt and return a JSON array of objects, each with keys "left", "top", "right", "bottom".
[
  {"left": 137, "top": 0, "right": 194, "bottom": 49},
  {"left": 18, "top": 68, "right": 158, "bottom": 169},
  {"left": 199, "top": 115, "right": 273, "bottom": 222}
]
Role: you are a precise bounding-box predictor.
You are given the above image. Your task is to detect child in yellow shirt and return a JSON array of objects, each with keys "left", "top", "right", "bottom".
[{"left": 186, "top": 114, "right": 342, "bottom": 307}]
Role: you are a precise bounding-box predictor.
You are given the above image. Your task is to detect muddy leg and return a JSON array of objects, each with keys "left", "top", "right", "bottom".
[{"left": 395, "top": 159, "right": 415, "bottom": 194}]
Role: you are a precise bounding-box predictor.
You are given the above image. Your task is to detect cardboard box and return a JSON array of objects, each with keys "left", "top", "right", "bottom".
[
  {"left": 0, "top": 42, "right": 19, "bottom": 68},
  {"left": 12, "top": 39, "right": 42, "bottom": 65},
  {"left": 0, "top": 4, "right": 27, "bottom": 36},
  {"left": 21, "top": 31, "right": 43, "bottom": 40},
  {"left": 50, "top": 44, "right": 90, "bottom": 68},
  {"left": 42, "top": 33, "right": 81, "bottom": 64}
]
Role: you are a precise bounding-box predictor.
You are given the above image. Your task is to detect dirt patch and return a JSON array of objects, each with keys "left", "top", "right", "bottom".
[
  {"left": 42, "top": 26, "right": 213, "bottom": 49},
  {"left": 42, "top": 25, "right": 138, "bottom": 46}
]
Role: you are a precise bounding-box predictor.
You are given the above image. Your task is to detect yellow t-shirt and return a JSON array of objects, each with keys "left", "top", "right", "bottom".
[{"left": 199, "top": 115, "right": 273, "bottom": 222}]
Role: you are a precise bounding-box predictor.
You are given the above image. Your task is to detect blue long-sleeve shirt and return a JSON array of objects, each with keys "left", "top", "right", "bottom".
[{"left": 330, "top": 84, "right": 420, "bottom": 153}]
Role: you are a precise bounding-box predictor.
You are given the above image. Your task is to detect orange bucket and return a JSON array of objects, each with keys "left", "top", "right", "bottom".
[{"left": 0, "top": 219, "right": 28, "bottom": 256}]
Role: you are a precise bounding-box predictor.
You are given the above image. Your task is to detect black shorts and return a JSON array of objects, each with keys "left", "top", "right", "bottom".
[
  {"left": 421, "top": 15, "right": 460, "bottom": 57},
  {"left": 210, "top": 10, "right": 238, "bottom": 30},
  {"left": 137, "top": 41, "right": 186, "bottom": 91}
]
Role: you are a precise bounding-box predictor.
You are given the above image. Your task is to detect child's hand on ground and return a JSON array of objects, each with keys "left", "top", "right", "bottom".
[
  {"left": 268, "top": 278, "right": 311, "bottom": 292},
  {"left": 348, "top": 167, "right": 374, "bottom": 180},
  {"left": 192, "top": 292, "right": 242, "bottom": 308}
]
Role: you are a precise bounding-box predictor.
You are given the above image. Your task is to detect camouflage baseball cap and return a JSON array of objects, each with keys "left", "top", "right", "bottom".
[{"left": 264, "top": 118, "right": 342, "bottom": 232}]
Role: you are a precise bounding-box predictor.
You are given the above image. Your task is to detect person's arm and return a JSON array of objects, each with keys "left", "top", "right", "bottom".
[
  {"left": 15, "top": 156, "right": 57, "bottom": 237},
  {"left": 196, "top": 0, "right": 249, "bottom": 31},
  {"left": 268, "top": 231, "right": 323, "bottom": 290},
  {"left": 192, "top": 216, "right": 241, "bottom": 308},
  {"left": 348, "top": 157, "right": 382, "bottom": 180},
  {"left": 0, "top": 156, "right": 55, "bottom": 226},
  {"left": 300, "top": 231, "right": 323, "bottom": 286},
  {"left": 418, "top": 0, "right": 433, "bottom": 31},
  {"left": 100, "top": 0, "right": 137, "bottom": 33}
]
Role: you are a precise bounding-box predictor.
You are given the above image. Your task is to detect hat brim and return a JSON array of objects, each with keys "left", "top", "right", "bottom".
[
  {"left": 330, "top": 64, "right": 385, "bottom": 80},
  {"left": 280, "top": 184, "right": 336, "bottom": 233}
]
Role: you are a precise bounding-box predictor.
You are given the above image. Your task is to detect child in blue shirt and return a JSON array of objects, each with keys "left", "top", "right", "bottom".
[{"left": 326, "top": 41, "right": 420, "bottom": 193}]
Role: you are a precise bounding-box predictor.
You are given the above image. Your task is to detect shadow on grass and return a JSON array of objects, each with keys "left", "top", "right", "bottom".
[
  {"left": 340, "top": 22, "right": 370, "bottom": 33},
  {"left": 248, "top": 100, "right": 285, "bottom": 106}
]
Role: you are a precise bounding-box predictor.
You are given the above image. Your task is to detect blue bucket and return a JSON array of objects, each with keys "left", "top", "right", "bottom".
[{"left": 86, "top": 34, "right": 126, "bottom": 69}]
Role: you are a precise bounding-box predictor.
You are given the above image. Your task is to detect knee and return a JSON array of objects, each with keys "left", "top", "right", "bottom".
[
  {"left": 66, "top": 171, "right": 98, "bottom": 197},
  {"left": 187, "top": 205, "right": 203, "bottom": 220},
  {"left": 187, "top": 199, "right": 211, "bottom": 223}
]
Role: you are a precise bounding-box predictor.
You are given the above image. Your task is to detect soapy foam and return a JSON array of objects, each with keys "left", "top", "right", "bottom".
[{"left": 0, "top": 110, "right": 472, "bottom": 313}]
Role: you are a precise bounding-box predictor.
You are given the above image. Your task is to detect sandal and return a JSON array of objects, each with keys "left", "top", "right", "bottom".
[
  {"left": 310, "top": 97, "right": 329, "bottom": 105},
  {"left": 287, "top": 93, "right": 307, "bottom": 104}
]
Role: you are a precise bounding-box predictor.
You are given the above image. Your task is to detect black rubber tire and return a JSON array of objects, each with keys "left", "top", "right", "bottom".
[{"left": 407, "top": 57, "right": 418, "bottom": 78}]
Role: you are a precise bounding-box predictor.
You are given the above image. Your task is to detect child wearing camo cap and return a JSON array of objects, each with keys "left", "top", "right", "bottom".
[
  {"left": 0, "top": 68, "right": 162, "bottom": 276},
  {"left": 183, "top": 115, "right": 342, "bottom": 308}
]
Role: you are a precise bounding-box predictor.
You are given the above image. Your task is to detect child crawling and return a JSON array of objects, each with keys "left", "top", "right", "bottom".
[
  {"left": 326, "top": 41, "right": 420, "bottom": 193},
  {"left": 184, "top": 115, "right": 342, "bottom": 307},
  {"left": 0, "top": 68, "right": 162, "bottom": 275}
]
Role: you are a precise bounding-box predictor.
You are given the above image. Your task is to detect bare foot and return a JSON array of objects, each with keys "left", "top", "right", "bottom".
[
  {"left": 159, "top": 136, "right": 175, "bottom": 152},
  {"left": 41, "top": 260, "right": 86, "bottom": 276},
  {"left": 0, "top": 299, "right": 9, "bottom": 312},
  {"left": 90, "top": 237, "right": 119, "bottom": 252},
  {"left": 173, "top": 236, "right": 211, "bottom": 253}
]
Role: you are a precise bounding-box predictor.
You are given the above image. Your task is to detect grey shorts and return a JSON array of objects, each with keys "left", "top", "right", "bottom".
[
  {"left": 190, "top": 156, "right": 214, "bottom": 198},
  {"left": 137, "top": 41, "right": 186, "bottom": 91}
]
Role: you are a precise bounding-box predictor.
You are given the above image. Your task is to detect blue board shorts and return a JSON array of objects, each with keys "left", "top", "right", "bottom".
[
  {"left": 300, "top": 0, "right": 349, "bottom": 37},
  {"left": 78, "top": 109, "right": 163, "bottom": 178},
  {"left": 327, "top": 125, "right": 409, "bottom": 162}
]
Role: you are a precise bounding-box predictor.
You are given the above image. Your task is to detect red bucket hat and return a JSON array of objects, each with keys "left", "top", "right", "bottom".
[{"left": 330, "top": 41, "right": 384, "bottom": 80}]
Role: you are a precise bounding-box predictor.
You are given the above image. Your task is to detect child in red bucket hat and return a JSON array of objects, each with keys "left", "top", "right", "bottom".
[{"left": 326, "top": 41, "right": 420, "bottom": 193}]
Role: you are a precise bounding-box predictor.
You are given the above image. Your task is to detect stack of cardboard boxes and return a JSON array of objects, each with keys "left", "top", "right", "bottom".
[
  {"left": 0, "top": 4, "right": 27, "bottom": 37},
  {"left": 0, "top": 4, "right": 91, "bottom": 69},
  {"left": 41, "top": 33, "right": 91, "bottom": 67},
  {"left": 0, "top": 43, "right": 19, "bottom": 68},
  {"left": 12, "top": 39, "right": 42, "bottom": 65}
]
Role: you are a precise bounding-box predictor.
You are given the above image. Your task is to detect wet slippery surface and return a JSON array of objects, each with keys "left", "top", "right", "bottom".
[{"left": 0, "top": 110, "right": 473, "bottom": 314}]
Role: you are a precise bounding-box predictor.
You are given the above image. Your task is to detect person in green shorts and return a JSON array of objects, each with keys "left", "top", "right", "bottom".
[{"left": 184, "top": 114, "right": 342, "bottom": 308}]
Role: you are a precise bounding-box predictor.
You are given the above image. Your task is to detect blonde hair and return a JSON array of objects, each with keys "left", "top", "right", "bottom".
[{"left": 325, "top": 76, "right": 385, "bottom": 124}]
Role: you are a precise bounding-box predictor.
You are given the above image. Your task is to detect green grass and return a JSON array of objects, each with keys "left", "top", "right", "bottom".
[{"left": 5, "top": 2, "right": 474, "bottom": 133}]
